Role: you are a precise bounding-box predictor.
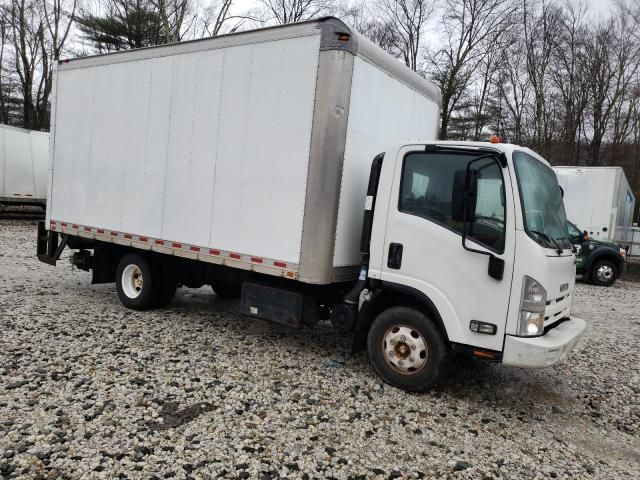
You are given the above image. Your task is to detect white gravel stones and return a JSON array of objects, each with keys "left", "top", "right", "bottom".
[{"left": 1, "top": 219, "right": 639, "bottom": 479}]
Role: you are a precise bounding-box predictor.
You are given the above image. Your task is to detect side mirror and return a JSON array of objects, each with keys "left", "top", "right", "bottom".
[
  {"left": 451, "top": 169, "right": 478, "bottom": 222},
  {"left": 453, "top": 161, "right": 503, "bottom": 281}
]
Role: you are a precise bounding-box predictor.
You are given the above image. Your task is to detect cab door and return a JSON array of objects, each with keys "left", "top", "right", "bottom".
[{"left": 377, "top": 146, "right": 516, "bottom": 351}]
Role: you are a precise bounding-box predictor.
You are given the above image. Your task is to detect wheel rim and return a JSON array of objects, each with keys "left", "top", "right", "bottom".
[
  {"left": 122, "top": 264, "right": 144, "bottom": 299},
  {"left": 596, "top": 265, "right": 614, "bottom": 282},
  {"left": 381, "top": 324, "right": 428, "bottom": 375}
]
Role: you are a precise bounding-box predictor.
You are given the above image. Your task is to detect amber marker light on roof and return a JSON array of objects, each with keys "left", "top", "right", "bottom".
[{"left": 489, "top": 134, "right": 501, "bottom": 144}]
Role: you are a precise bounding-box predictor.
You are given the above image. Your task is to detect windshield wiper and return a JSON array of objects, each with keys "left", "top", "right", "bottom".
[{"left": 531, "top": 230, "right": 563, "bottom": 255}]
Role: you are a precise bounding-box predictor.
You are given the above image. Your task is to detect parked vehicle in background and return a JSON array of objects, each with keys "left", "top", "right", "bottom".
[
  {"left": 554, "top": 166, "right": 635, "bottom": 249},
  {"left": 37, "top": 18, "right": 586, "bottom": 391},
  {"left": 0, "top": 124, "right": 49, "bottom": 209},
  {"left": 568, "top": 221, "right": 626, "bottom": 287}
]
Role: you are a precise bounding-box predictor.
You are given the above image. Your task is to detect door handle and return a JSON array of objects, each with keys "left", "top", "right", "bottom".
[{"left": 387, "top": 243, "right": 403, "bottom": 269}]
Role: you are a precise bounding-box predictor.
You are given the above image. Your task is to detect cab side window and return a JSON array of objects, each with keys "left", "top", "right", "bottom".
[{"left": 399, "top": 152, "right": 506, "bottom": 253}]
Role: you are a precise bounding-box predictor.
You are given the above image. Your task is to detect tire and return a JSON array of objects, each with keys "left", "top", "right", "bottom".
[
  {"left": 211, "top": 280, "right": 241, "bottom": 299},
  {"left": 367, "top": 306, "right": 448, "bottom": 392},
  {"left": 115, "top": 253, "right": 160, "bottom": 310},
  {"left": 150, "top": 258, "right": 176, "bottom": 307},
  {"left": 591, "top": 259, "right": 618, "bottom": 287}
]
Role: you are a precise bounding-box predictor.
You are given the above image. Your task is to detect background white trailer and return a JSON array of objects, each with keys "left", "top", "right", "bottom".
[
  {"left": 46, "top": 18, "right": 440, "bottom": 285},
  {"left": 554, "top": 166, "right": 636, "bottom": 245},
  {"left": 0, "top": 124, "right": 49, "bottom": 206}
]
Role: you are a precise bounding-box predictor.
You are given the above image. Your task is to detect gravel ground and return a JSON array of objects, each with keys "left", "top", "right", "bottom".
[{"left": 1, "top": 219, "right": 639, "bottom": 480}]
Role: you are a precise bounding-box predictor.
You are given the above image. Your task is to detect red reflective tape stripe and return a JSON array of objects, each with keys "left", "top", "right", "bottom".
[
  {"left": 251, "top": 257, "right": 262, "bottom": 264},
  {"left": 25, "top": 194, "right": 33, "bottom": 197},
  {"left": 97, "top": 229, "right": 104, "bottom": 234},
  {"left": 155, "top": 239, "right": 164, "bottom": 245},
  {"left": 124, "top": 234, "right": 133, "bottom": 239},
  {"left": 110, "top": 231, "right": 118, "bottom": 236},
  {"left": 84, "top": 227, "right": 91, "bottom": 232},
  {"left": 50, "top": 221, "right": 57, "bottom": 225},
  {"left": 13, "top": 194, "right": 22, "bottom": 197},
  {"left": 274, "top": 261, "right": 287, "bottom": 268},
  {"left": 209, "top": 249, "right": 220, "bottom": 255},
  {"left": 61, "top": 222, "right": 67, "bottom": 227},
  {"left": 72, "top": 224, "right": 79, "bottom": 229},
  {"left": 172, "top": 242, "right": 182, "bottom": 248},
  {"left": 230, "top": 253, "right": 241, "bottom": 259},
  {"left": 138, "top": 237, "right": 148, "bottom": 242},
  {"left": 190, "top": 246, "right": 200, "bottom": 252}
]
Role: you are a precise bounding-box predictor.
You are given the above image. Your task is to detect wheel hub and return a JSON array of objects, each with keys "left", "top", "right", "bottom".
[
  {"left": 122, "top": 264, "right": 143, "bottom": 299},
  {"left": 382, "top": 325, "right": 428, "bottom": 375},
  {"left": 597, "top": 265, "right": 613, "bottom": 282}
]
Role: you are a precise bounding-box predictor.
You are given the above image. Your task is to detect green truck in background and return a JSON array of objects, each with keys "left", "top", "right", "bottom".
[{"left": 568, "top": 221, "right": 627, "bottom": 286}]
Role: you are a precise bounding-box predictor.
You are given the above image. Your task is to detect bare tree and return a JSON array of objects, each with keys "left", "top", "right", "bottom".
[
  {"left": 495, "top": 35, "right": 530, "bottom": 144},
  {"left": 199, "top": 0, "right": 258, "bottom": 37},
  {"left": 378, "top": 0, "right": 434, "bottom": 72},
  {"left": 151, "top": 0, "right": 195, "bottom": 42},
  {"left": 522, "top": 0, "right": 563, "bottom": 155},
  {"left": 428, "top": 0, "right": 517, "bottom": 140},
  {"left": 583, "top": 14, "right": 640, "bottom": 166},
  {"left": 549, "top": 0, "right": 589, "bottom": 164},
  {"left": 338, "top": 1, "right": 398, "bottom": 56},
  {"left": 258, "top": 0, "right": 334, "bottom": 24},
  {"left": 0, "top": 13, "right": 10, "bottom": 124},
  {"left": 1, "top": 0, "right": 76, "bottom": 129}
]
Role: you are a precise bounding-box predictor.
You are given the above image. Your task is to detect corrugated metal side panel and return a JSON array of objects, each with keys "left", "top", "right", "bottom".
[
  {"left": 612, "top": 168, "right": 635, "bottom": 243},
  {"left": 332, "top": 56, "right": 439, "bottom": 267},
  {"left": 30, "top": 132, "right": 49, "bottom": 199},
  {"left": 0, "top": 125, "right": 48, "bottom": 200},
  {"left": 50, "top": 34, "right": 320, "bottom": 264},
  {"left": 554, "top": 167, "right": 617, "bottom": 240}
]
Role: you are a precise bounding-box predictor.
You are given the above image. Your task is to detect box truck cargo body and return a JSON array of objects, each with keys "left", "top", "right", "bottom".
[
  {"left": 39, "top": 18, "right": 586, "bottom": 391},
  {"left": 0, "top": 124, "right": 48, "bottom": 207},
  {"left": 45, "top": 18, "right": 439, "bottom": 284},
  {"left": 554, "top": 166, "right": 636, "bottom": 246}
]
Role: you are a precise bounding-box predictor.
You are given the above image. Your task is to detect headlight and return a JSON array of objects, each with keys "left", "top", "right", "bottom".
[{"left": 518, "top": 276, "right": 547, "bottom": 337}]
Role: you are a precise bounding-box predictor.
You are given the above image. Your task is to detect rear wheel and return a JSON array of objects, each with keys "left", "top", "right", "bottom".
[
  {"left": 211, "top": 280, "right": 242, "bottom": 299},
  {"left": 116, "top": 253, "right": 160, "bottom": 310},
  {"left": 367, "top": 307, "right": 447, "bottom": 391},
  {"left": 151, "top": 258, "right": 176, "bottom": 307},
  {"left": 591, "top": 259, "right": 618, "bottom": 287}
]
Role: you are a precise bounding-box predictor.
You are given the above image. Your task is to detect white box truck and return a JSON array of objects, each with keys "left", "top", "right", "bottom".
[
  {"left": 38, "top": 18, "right": 586, "bottom": 391},
  {"left": 554, "top": 166, "right": 636, "bottom": 246},
  {"left": 0, "top": 124, "right": 49, "bottom": 208}
]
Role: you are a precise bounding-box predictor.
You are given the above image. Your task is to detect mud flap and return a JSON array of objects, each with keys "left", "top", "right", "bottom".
[{"left": 241, "top": 282, "right": 315, "bottom": 328}]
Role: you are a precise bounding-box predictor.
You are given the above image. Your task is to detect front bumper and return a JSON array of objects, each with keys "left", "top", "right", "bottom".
[{"left": 502, "top": 317, "right": 587, "bottom": 368}]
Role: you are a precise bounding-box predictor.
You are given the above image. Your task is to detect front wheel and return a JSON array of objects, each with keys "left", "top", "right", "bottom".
[
  {"left": 367, "top": 307, "right": 448, "bottom": 392},
  {"left": 591, "top": 259, "right": 618, "bottom": 287}
]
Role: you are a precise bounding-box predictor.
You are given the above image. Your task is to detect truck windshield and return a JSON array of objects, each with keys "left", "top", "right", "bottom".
[{"left": 513, "top": 151, "right": 571, "bottom": 250}]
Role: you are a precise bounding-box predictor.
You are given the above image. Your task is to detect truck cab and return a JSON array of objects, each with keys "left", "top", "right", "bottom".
[
  {"left": 354, "top": 141, "right": 586, "bottom": 390},
  {"left": 568, "top": 220, "right": 626, "bottom": 286}
]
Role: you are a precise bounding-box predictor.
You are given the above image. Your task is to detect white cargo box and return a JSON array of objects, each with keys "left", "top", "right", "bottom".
[
  {"left": 0, "top": 124, "right": 49, "bottom": 204},
  {"left": 554, "top": 166, "right": 636, "bottom": 245},
  {"left": 47, "top": 18, "right": 440, "bottom": 284}
]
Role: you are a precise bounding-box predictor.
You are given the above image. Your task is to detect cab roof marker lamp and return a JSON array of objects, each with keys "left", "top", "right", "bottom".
[{"left": 518, "top": 276, "right": 547, "bottom": 337}]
